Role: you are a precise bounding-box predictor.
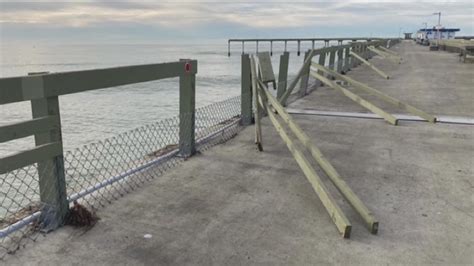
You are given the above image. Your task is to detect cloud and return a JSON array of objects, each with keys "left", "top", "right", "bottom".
[{"left": 0, "top": 0, "right": 472, "bottom": 43}]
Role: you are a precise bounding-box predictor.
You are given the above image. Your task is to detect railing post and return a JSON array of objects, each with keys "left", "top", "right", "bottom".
[
  {"left": 337, "top": 47, "right": 344, "bottom": 73},
  {"left": 351, "top": 44, "right": 359, "bottom": 68},
  {"left": 28, "top": 72, "right": 68, "bottom": 231},
  {"left": 363, "top": 43, "right": 369, "bottom": 60},
  {"left": 179, "top": 59, "right": 196, "bottom": 157},
  {"left": 328, "top": 48, "right": 337, "bottom": 78},
  {"left": 299, "top": 50, "right": 312, "bottom": 97},
  {"left": 316, "top": 49, "right": 326, "bottom": 86},
  {"left": 277, "top": 51, "right": 290, "bottom": 99},
  {"left": 344, "top": 47, "right": 351, "bottom": 73},
  {"left": 241, "top": 54, "right": 253, "bottom": 125}
]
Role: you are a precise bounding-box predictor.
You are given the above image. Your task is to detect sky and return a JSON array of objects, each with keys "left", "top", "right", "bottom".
[{"left": 0, "top": 0, "right": 473, "bottom": 44}]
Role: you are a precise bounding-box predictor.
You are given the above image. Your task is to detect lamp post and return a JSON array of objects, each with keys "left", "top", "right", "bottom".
[{"left": 433, "top": 12, "right": 441, "bottom": 45}]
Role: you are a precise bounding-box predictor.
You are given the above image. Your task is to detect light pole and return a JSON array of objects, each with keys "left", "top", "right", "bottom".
[{"left": 433, "top": 12, "right": 441, "bottom": 45}]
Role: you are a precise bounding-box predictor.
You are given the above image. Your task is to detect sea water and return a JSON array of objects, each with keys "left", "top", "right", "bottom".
[{"left": 0, "top": 41, "right": 316, "bottom": 156}]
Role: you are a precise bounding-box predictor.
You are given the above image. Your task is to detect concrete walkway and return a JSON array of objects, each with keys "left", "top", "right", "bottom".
[{"left": 8, "top": 41, "right": 474, "bottom": 265}]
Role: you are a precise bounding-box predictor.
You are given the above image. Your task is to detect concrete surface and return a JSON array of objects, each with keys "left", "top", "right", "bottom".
[{"left": 6, "top": 41, "right": 474, "bottom": 265}]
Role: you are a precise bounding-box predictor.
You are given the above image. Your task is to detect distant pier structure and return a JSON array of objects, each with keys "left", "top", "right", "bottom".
[{"left": 227, "top": 37, "right": 376, "bottom": 56}]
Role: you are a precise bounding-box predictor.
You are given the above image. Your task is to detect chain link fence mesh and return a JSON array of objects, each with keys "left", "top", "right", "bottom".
[{"left": 0, "top": 95, "right": 242, "bottom": 259}]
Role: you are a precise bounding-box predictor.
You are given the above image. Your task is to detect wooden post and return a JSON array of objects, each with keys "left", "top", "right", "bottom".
[
  {"left": 241, "top": 54, "right": 253, "bottom": 126},
  {"left": 28, "top": 72, "right": 68, "bottom": 230},
  {"left": 297, "top": 40, "right": 301, "bottom": 56},
  {"left": 299, "top": 50, "right": 312, "bottom": 97},
  {"left": 343, "top": 47, "right": 351, "bottom": 73},
  {"left": 249, "top": 56, "right": 263, "bottom": 151},
  {"left": 337, "top": 47, "right": 344, "bottom": 73},
  {"left": 328, "top": 48, "right": 336, "bottom": 71},
  {"left": 179, "top": 59, "right": 196, "bottom": 157},
  {"left": 277, "top": 52, "right": 290, "bottom": 99},
  {"left": 315, "top": 49, "right": 326, "bottom": 87}
]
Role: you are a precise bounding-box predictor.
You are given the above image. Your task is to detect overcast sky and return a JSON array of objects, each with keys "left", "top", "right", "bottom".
[{"left": 0, "top": 0, "right": 472, "bottom": 44}]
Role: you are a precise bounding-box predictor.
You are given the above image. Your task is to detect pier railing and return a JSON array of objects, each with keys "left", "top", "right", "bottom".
[
  {"left": 228, "top": 37, "right": 386, "bottom": 56},
  {"left": 241, "top": 37, "right": 433, "bottom": 237},
  {"left": 0, "top": 60, "right": 242, "bottom": 257},
  {"left": 239, "top": 38, "right": 400, "bottom": 109}
]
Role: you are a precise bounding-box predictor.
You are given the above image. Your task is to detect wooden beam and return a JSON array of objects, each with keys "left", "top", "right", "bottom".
[
  {"left": 0, "top": 116, "right": 58, "bottom": 143},
  {"left": 0, "top": 61, "right": 197, "bottom": 105},
  {"left": 350, "top": 51, "right": 390, "bottom": 79},
  {"left": 367, "top": 46, "right": 401, "bottom": 64},
  {"left": 378, "top": 46, "right": 401, "bottom": 57},
  {"left": 310, "top": 71, "right": 398, "bottom": 125},
  {"left": 279, "top": 49, "right": 317, "bottom": 105},
  {"left": 0, "top": 142, "right": 62, "bottom": 174},
  {"left": 262, "top": 100, "right": 352, "bottom": 238},
  {"left": 258, "top": 80, "right": 378, "bottom": 233},
  {"left": 312, "top": 63, "right": 436, "bottom": 123}
]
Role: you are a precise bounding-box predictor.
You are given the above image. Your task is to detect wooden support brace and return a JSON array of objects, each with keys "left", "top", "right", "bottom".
[
  {"left": 367, "top": 46, "right": 401, "bottom": 64},
  {"left": 378, "top": 46, "right": 401, "bottom": 58},
  {"left": 261, "top": 95, "right": 352, "bottom": 238},
  {"left": 258, "top": 80, "right": 378, "bottom": 233},
  {"left": 350, "top": 51, "right": 390, "bottom": 79},
  {"left": 279, "top": 49, "right": 316, "bottom": 105},
  {"left": 310, "top": 71, "right": 398, "bottom": 125},
  {"left": 311, "top": 63, "right": 436, "bottom": 123}
]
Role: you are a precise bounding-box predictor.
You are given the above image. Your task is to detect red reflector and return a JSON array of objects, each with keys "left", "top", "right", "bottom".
[{"left": 185, "top": 63, "right": 191, "bottom": 72}]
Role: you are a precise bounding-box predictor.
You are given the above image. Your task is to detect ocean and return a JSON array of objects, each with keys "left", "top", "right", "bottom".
[{"left": 0, "top": 41, "right": 317, "bottom": 156}]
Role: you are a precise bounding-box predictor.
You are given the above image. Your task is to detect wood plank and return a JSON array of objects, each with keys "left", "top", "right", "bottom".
[
  {"left": 0, "top": 142, "right": 62, "bottom": 174},
  {"left": 0, "top": 61, "right": 197, "bottom": 104},
  {"left": 257, "top": 52, "right": 276, "bottom": 83},
  {"left": 312, "top": 63, "right": 436, "bottom": 123},
  {"left": 310, "top": 71, "right": 398, "bottom": 125},
  {"left": 0, "top": 116, "right": 58, "bottom": 143},
  {"left": 350, "top": 51, "right": 390, "bottom": 79},
  {"left": 258, "top": 80, "right": 378, "bottom": 233},
  {"left": 263, "top": 101, "right": 352, "bottom": 238},
  {"left": 367, "top": 46, "right": 400, "bottom": 64}
]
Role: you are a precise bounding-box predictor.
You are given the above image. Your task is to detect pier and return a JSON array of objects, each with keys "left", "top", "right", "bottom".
[
  {"left": 227, "top": 37, "right": 378, "bottom": 56},
  {"left": 2, "top": 40, "right": 473, "bottom": 264}
]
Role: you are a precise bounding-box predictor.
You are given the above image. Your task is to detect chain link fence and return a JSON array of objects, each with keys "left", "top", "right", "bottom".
[{"left": 0, "top": 95, "right": 242, "bottom": 259}]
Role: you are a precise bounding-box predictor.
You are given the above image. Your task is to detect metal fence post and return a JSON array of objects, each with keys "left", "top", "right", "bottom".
[
  {"left": 28, "top": 72, "right": 68, "bottom": 230},
  {"left": 299, "top": 50, "right": 312, "bottom": 97},
  {"left": 241, "top": 54, "right": 253, "bottom": 125},
  {"left": 277, "top": 52, "right": 289, "bottom": 99},
  {"left": 179, "top": 59, "right": 196, "bottom": 157}
]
